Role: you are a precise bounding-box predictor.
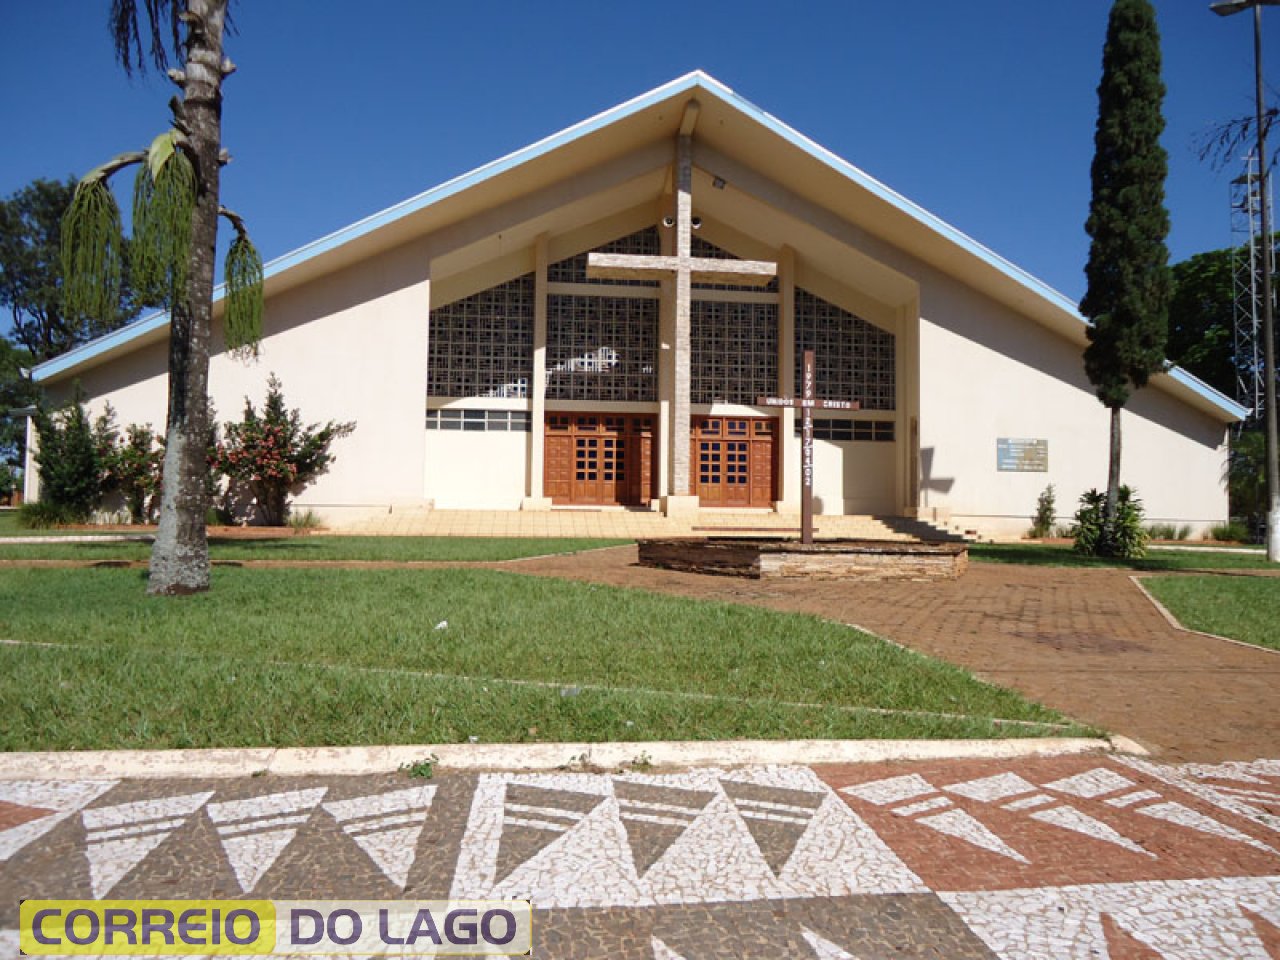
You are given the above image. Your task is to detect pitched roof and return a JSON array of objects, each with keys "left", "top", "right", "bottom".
[{"left": 33, "top": 71, "right": 1247, "bottom": 422}]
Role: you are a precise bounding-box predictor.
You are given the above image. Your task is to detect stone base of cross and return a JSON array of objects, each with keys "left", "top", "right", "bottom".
[{"left": 758, "top": 349, "right": 860, "bottom": 544}]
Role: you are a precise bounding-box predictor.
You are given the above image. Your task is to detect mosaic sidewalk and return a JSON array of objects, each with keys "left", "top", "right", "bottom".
[{"left": 2, "top": 755, "right": 1279, "bottom": 958}]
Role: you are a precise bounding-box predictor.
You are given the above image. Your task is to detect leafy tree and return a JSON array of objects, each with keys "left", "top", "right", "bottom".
[
  {"left": 1167, "top": 246, "right": 1237, "bottom": 398},
  {"left": 33, "top": 393, "right": 101, "bottom": 521},
  {"left": 0, "top": 338, "right": 36, "bottom": 476},
  {"left": 1228, "top": 427, "right": 1268, "bottom": 537},
  {"left": 1080, "top": 0, "right": 1172, "bottom": 556},
  {"left": 62, "top": 1, "right": 264, "bottom": 595},
  {"left": 212, "top": 375, "right": 354, "bottom": 526}
]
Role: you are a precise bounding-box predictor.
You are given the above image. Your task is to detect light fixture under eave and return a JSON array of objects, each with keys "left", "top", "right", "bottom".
[{"left": 712, "top": 176, "right": 727, "bottom": 189}]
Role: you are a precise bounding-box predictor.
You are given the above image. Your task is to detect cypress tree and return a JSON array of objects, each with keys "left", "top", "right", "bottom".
[{"left": 1081, "top": 0, "right": 1172, "bottom": 555}]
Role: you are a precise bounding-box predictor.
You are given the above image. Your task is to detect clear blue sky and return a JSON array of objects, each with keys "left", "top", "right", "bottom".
[{"left": 0, "top": 1, "right": 1273, "bottom": 305}]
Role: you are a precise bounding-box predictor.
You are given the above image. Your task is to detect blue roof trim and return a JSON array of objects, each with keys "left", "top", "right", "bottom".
[{"left": 30, "top": 70, "right": 1246, "bottom": 420}]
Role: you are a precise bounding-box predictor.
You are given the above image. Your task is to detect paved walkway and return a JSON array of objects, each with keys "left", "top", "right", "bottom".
[
  {"left": 2, "top": 754, "right": 1278, "bottom": 958},
  {"left": 505, "top": 547, "right": 1280, "bottom": 763}
]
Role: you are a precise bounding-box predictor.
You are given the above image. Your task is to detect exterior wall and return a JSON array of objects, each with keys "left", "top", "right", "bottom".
[
  {"left": 423, "top": 429, "right": 528, "bottom": 509},
  {"left": 40, "top": 240, "right": 431, "bottom": 526},
  {"left": 916, "top": 273, "right": 1229, "bottom": 538},
  {"left": 811, "top": 438, "right": 896, "bottom": 515}
]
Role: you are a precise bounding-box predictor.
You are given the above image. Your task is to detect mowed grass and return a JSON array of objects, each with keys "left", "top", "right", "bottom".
[
  {"left": 0, "top": 535, "right": 629, "bottom": 563},
  {"left": 971, "top": 542, "right": 1278, "bottom": 571},
  {"left": 0, "top": 567, "right": 1086, "bottom": 750},
  {"left": 1143, "top": 574, "right": 1280, "bottom": 652}
]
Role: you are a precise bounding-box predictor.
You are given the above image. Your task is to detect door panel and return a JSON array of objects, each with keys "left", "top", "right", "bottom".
[{"left": 692, "top": 416, "right": 776, "bottom": 508}]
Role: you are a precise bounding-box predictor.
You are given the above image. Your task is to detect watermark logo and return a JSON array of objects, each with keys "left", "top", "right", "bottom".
[{"left": 20, "top": 900, "right": 533, "bottom": 956}]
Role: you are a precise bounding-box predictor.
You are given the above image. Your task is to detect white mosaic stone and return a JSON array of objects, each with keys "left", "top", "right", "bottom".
[
  {"left": 651, "top": 938, "right": 687, "bottom": 960},
  {"left": 0, "top": 779, "right": 116, "bottom": 861},
  {"left": 1028, "top": 805, "right": 1155, "bottom": 858},
  {"left": 915, "top": 809, "right": 1029, "bottom": 864},
  {"left": 892, "top": 796, "right": 953, "bottom": 817},
  {"left": 800, "top": 927, "right": 859, "bottom": 959},
  {"left": 942, "top": 876, "right": 1280, "bottom": 960},
  {"left": 1135, "top": 801, "right": 1279, "bottom": 855},
  {"left": 1118, "top": 757, "right": 1280, "bottom": 837},
  {"left": 1003, "top": 794, "right": 1054, "bottom": 812},
  {"left": 1105, "top": 789, "right": 1161, "bottom": 808},
  {"left": 82, "top": 790, "right": 214, "bottom": 898},
  {"left": 839, "top": 774, "right": 936, "bottom": 806},
  {"left": 944, "top": 772, "right": 1037, "bottom": 802},
  {"left": 1042, "top": 767, "right": 1135, "bottom": 799},
  {"left": 207, "top": 787, "right": 328, "bottom": 893}
]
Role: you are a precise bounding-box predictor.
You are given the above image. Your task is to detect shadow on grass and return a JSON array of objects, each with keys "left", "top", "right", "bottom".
[{"left": 970, "top": 543, "right": 1277, "bottom": 572}]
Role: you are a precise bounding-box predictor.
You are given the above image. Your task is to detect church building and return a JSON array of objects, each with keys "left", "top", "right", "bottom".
[{"left": 29, "top": 73, "right": 1245, "bottom": 537}]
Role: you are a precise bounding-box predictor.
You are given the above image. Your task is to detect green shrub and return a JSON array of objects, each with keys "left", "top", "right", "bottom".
[
  {"left": 94, "top": 405, "right": 164, "bottom": 524},
  {"left": 1147, "top": 522, "right": 1193, "bottom": 541},
  {"left": 1073, "top": 486, "right": 1148, "bottom": 558},
  {"left": 17, "top": 501, "right": 80, "bottom": 529},
  {"left": 1208, "top": 520, "right": 1249, "bottom": 543},
  {"left": 1028, "top": 484, "right": 1056, "bottom": 539},
  {"left": 287, "top": 508, "right": 322, "bottom": 531},
  {"left": 32, "top": 394, "right": 100, "bottom": 522}
]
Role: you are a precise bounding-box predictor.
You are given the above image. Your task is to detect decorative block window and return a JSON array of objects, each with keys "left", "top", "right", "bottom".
[
  {"left": 691, "top": 300, "right": 778, "bottom": 404},
  {"left": 796, "top": 418, "right": 895, "bottom": 442},
  {"left": 426, "top": 409, "right": 531, "bottom": 431},
  {"left": 548, "top": 227, "right": 661, "bottom": 286},
  {"left": 691, "top": 236, "right": 779, "bottom": 293},
  {"left": 428, "top": 274, "right": 534, "bottom": 398},
  {"left": 546, "top": 294, "right": 658, "bottom": 402},
  {"left": 795, "top": 288, "right": 895, "bottom": 411}
]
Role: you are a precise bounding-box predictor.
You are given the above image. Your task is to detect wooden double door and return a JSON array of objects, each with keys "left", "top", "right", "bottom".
[
  {"left": 692, "top": 416, "right": 777, "bottom": 508},
  {"left": 545, "top": 413, "right": 656, "bottom": 506}
]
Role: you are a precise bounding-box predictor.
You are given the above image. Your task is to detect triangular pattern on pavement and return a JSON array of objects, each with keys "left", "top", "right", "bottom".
[
  {"left": 914, "top": 809, "right": 1029, "bottom": 863},
  {"left": 721, "top": 779, "right": 824, "bottom": 877},
  {"left": 800, "top": 927, "right": 861, "bottom": 959},
  {"left": 206, "top": 787, "right": 328, "bottom": 893},
  {"left": 614, "top": 779, "right": 714, "bottom": 877},
  {"left": 1099, "top": 913, "right": 1166, "bottom": 959},
  {"left": 81, "top": 790, "right": 214, "bottom": 898},
  {"left": 494, "top": 783, "right": 606, "bottom": 885},
  {"left": 1135, "top": 801, "right": 1278, "bottom": 855},
  {"left": 323, "top": 785, "right": 437, "bottom": 889},
  {"left": 1028, "top": 805, "right": 1156, "bottom": 858},
  {"left": 0, "top": 780, "right": 117, "bottom": 862}
]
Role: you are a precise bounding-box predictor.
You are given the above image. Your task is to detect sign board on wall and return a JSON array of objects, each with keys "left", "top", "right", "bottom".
[{"left": 997, "top": 438, "right": 1048, "bottom": 472}]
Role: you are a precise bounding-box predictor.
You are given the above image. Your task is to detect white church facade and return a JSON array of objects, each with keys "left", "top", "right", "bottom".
[{"left": 29, "top": 73, "right": 1245, "bottom": 537}]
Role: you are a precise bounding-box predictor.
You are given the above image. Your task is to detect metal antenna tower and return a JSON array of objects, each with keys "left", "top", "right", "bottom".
[{"left": 1231, "top": 150, "right": 1274, "bottom": 423}]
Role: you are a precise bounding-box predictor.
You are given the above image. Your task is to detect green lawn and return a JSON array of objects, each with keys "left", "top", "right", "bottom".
[
  {"left": 1143, "top": 574, "right": 1280, "bottom": 652},
  {"left": 0, "top": 567, "right": 1087, "bottom": 750},
  {"left": 971, "top": 542, "right": 1278, "bottom": 571},
  {"left": 0, "top": 535, "right": 629, "bottom": 562}
]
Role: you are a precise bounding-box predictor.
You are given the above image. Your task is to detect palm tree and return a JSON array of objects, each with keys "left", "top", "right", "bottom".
[{"left": 63, "top": 0, "right": 262, "bottom": 594}]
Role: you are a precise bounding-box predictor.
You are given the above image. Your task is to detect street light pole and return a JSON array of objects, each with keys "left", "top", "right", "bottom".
[{"left": 1212, "top": 0, "right": 1280, "bottom": 561}]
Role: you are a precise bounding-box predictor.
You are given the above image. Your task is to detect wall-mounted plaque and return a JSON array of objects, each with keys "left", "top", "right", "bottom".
[{"left": 997, "top": 438, "right": 1048, "bottom": 472}]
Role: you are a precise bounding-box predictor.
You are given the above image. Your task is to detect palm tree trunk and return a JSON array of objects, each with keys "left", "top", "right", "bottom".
[{"left": 148, "top": 0, "right": 227, "bottom": 595}]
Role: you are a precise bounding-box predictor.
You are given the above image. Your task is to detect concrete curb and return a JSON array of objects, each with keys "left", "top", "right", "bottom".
[{"left": 0, "top": 736, "right": 1146, "bottom": 780}]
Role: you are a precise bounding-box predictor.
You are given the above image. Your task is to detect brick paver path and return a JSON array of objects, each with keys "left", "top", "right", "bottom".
[{"left": 507, "top": 547, "right": 1280, "bottom": 763}]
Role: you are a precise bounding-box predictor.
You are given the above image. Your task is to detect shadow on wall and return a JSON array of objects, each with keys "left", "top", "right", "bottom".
[{"left": 919, "top": 447, "right": 954, "bottom": 508}]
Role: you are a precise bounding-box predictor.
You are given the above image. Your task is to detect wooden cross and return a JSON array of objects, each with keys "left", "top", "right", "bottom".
[
  {"left": 585, "top": 126, "right": 777, "bottom": 498},
  {"left": 758, "top": 350, "right": 860, "bottom": 544}
]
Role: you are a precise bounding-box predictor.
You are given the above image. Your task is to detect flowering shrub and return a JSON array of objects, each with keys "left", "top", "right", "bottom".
[
  {"left": 212, "top": 375, "right": 355, "bottom": 526},
  {"left": 94, "top": 405, "right": 165, "bottom": 523}
]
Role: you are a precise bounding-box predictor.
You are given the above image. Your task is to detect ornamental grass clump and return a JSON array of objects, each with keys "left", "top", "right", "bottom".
[
  {"left": 1074, "top": 486, "right": 1149, "bottom": 559},
  {"left": 212, "top": 375, "right": 355, "bottom": 526}
]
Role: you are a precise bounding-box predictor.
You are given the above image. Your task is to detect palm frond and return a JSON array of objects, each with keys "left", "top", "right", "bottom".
[
  {"left": 224, "top": 231, "right": 264, "bottom": 357},
  {"left": 61, "top": 178, "right": 125, "bottom": 329}
]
